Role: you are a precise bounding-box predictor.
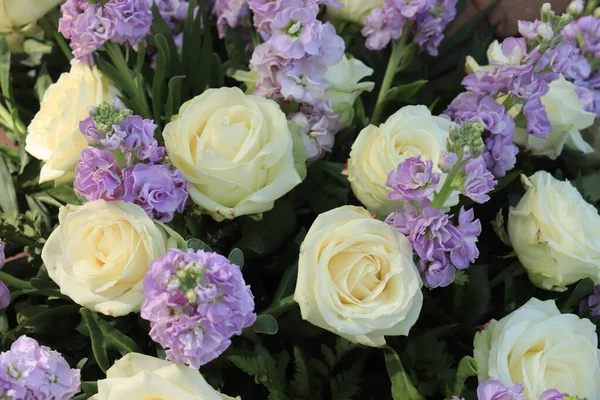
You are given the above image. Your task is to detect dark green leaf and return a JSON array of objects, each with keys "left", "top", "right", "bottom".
[
  {"left": 252, "top": 314, "right": 278, "bottom": 335},
  {"left": 0, "top": 37, "right": 11, "bottom": 109},
  {"left": 272, "top": 263, "right": 298, "bottom": 303},
  {"left": 386, "top": 80, "right": 428, "bottom": 103},
  {"left": 228, "top": 248, "right": 244, "bottom": 268},
  {"left": 383, "top": 346, "right": 424, "bottom": 400},
  {"left": 34, "top": 65, "right": 53, "bottom": 102},
  {"left": 186, "top": 238, "right": 212, "bottom": 252},
  {"left": 165, "top": 75, "right": 185, "bottom": 122},
  {"left": 561, "top": 278, "right": 596, "bottom": 313},
  {"left": 0, "top": 156, "right": 18, "bottom": 212}
]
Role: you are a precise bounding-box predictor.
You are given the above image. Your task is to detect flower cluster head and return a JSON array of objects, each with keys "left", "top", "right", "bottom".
[
  {"left": 289, "top": 108, "right": 341, "bottom": 162},
  {"left": 74, "top": 99, "right": 188, "bottom": 222},
  {"left": 386, "top": 156, "right": 440, "bottom": 201},
  {"left": 141, "top": 248, "right": 257, "bottom": 368},
  {"left": 59, "top": 0, "right": 153, "bottom": 64},
  {"left": 0, "top": 336, "right": 80, "bottom": 400},
  {"left": 580, "top": 284, "right": 600, "bottom": 317},
  {"left": 361, "top": 0, "right": 457, "bottom": 55}
]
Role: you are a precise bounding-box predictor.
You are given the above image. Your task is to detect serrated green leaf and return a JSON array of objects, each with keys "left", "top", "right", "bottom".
[
  {"left": 330, "top": 357, "right": 365, "bottom": 400},
  {"left": 290, "top": 346, "right": 311, "bottom": 398},
  {"left": 383, "top": 346, "right": 424, "bottom": 400},
  {"left": 321, "top": 344, "right": 336, "bottom": 369}
]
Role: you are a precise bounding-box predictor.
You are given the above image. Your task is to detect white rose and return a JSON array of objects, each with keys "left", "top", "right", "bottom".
[
  {"left": 0, "top": 0, "right": 63, "bottom": 33},
  {"left": 163, "top": 87, "right": 302, "bottom": 221},
  {"left": 326, "top": 0, "right": 383, "bottom": 24},
  {"left": 42, "top": 200, "right": 183, "bottom": 317},
  {"left": 294, "top": 205, "right": 423, "bottom": 347},
  {"left": 474, "top": 298, "right": 600, "bottom": 400},
  {"left": 513, "top": 76, "right": 596, "bottom": 159},
  {"left": 347, "top": 105, "right": 458, "bottom": 217},
  {"left": 25, "top": 64, "right": 118, "bottom": 183},
  {"left": 91, "top": 353, "right": 238, "bottom": 400},
  {"left": 507, "top": 171, "right": 600, "bottom": 291}
]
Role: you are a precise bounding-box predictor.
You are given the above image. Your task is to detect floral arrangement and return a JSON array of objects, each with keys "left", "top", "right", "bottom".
[{"left": 0, "top": 0, "right": 599, "bottom": 399}]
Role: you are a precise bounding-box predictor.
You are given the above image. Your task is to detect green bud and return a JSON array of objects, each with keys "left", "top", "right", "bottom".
[
  {"left": 595, "top": 7, "right": 600, "bottom": 18},
  {"left": 91, "top": 101, "right": 132, "bottom": 133},
  {"left": 447, "top": 122, "right": 485, "bottom": 158},
  {"left": 185, "top": 288, "right": 197, "bottom": 303}
]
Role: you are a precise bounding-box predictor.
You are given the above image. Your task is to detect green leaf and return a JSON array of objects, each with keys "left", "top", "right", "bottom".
[
  {"left": 252, "top": 314, "right": 278, "bottom": 335},
  {"left": 34, "top": 65, "right": 53, "bottom": 102},
  {"left": 0, "top": 156, "right": 18, "bottom": 212},
  {"left": 386, "top": 80, "right": 428, "bottom": 102},
  {"left": 210, "top": 52, "right": 225, "bottom": 88},
  {"left": 561, "top": 278, "right": 596, "bottom": 313},
  {"left": 272, "top": 263, "right": 298, "bottom": 303},
  {"left": 228, "top": 248, "right": 244, "bottom": 268},
  {"left": 37, "top": 184, "right": 83, "bottom": 207},
  {"left": 224, "top": 28, "right": 250, "bottom": 75},
  {"left": 165, "top": 75, "right": 185, "bottom": 122},
  {"left": 152, "top": 34, "right": 170, "bottom": 125},
  {"left": 290, "top": 346, "right": 311, "bottom": 399},
  {"left": 452, "top": 356, "right": 479, "bottom": 397},
  {"left": 186, "top": 238, "right": 212, "bottom": 252},
  {"left": 80, "top": 308, "right": 141, "bottom": 372},
  {"left": 0, "top": 37, "right": 11, "bottom": 110},
  {"left": 288, "top": 122, "right": 308, "bottom": 180},
  {"left": 490, "top": 210, "right": 512, "bottom": 247},
  {"left": 330, "top": 356, "right": 365, "bottom": 400},
  {"left": 228, "top": 346, "right": 290, "bottom": 399},
  {"left": 16, "top": 305, "right": 79, "bottom": 334},
  {"left": 573, "top": 171, "right": 600, "bottom": 203},
  {"left": 383, "top": 346, "right": 424, "bottom": 400}
]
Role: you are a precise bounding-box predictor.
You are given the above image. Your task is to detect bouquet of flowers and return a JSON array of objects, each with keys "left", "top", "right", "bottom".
[{"left": 0, "top": 0, "right": 599, "bottom": 398}]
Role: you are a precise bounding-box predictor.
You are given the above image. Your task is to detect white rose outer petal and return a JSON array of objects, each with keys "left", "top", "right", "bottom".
[
  {"left": 91, "top": 353, "right": 238, "bottom": 400},
  {"left": 294, "top": 205, "right": 423, "bottom": 347},
  {"left": 473, "top": 298, "right": 600, "bottom": 400},
  {"left": 508, "top": 171, "right": 600, "bottom": 291},
  {"left": 25, "top": 64, "right": 118, "bottom": 183},
  {"left": 42, "top": 200, "right": 178, "bottom": 317},
  {"left": 163, "top": 87, "right": 302, "bottom": 221}
]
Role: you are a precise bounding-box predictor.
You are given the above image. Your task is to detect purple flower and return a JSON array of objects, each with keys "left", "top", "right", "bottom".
[
  {"left": 270, "top": 6, "right": 321, "bottom": 59},
  {"left": 213, "top": 0, "right": 249, "bottom": 38},
  {"left": 122, "top": 163, "right": 188, "bottom": 222},
  {"left": 386, "top": 156, "right": 440, "bottom": 201},
  {"left": 546, "top": 43, "right": 591, "bottom": 82},
  {"left": 523, "top": 98, "right": 551, "bottom": 138},
  {"left": 476, "top": 379, "right": 525, "bottom": 400},
  {"left": 562, "top": 16, "right": 600, "bottom": 57},
  {"left": 414, "top": 0, "right": 457, "bottom": 56},
  {"left": 0, "top": 336, "right": 81, "bottom": 400},
  {"left": 500, "top": 37, "right": 527, "bottom": 65},
  {"left": 316, "top": 22, "right": 345, "bottom": 66},
  {"left": 450, "top": 207, "right": 481, "bottom": 270},
  {"left": 438, "top": 151, "right": 458, "bottom": 172},
  {"left": 409, "top": 206, "right": 462, "bottom": 260},
  {"left": 278, "top": 59, "right": 328, "bottom": 104},
  {"left": 460, "top": 156, "right": 496, "bottom": 204},
  {"left": 483, "top": 134, "right": 518, "bottom": 178},
  {"left": 539, "top": 389, "right": 565, "bottom": 400},
  {"left": 462, "top": 70, "right": 510, "bottom": 96},
  {"left": 579, "top": 285, "right": 600, "bottom": 317},
  {"left": 104, "top": 0, "right": 152, "bottom": 46},
  {"left": 361, "top": 4, "right": 405, "bottom": 51},
  {"left": 394, "top": 0, "right": 435, "bottom": 19},
  {"left": 444, "top": 92, "right": 515, "bottom": 136},
  {"left": 509, "top": 71, "right": 551, "bottom": 100},
  {"left": 112, "top": 115, "right": 157, "bottom": 152},
  {"left": 155, "top": 0, "right": 189, "bottom": 28},
  {"left": 419, "top": 250, "right": 455, "bottom": 288},
  {"left": 74, "top": 148, "right": 124, "bottom": 201},
  {"left": 63, "top": 4, "right": 115, "bottom": 65},
  {"left": 518, "top": 20, "right": 552, "bottom": 41},
  {"left": 141, "top": 249, "right": 257, "bottom": 368},
  {"left": 290, "top": 109, "right": 341, "bottom": 162},
  {"left": 79, "top": 116, "right": 103, "bottom": 145}
]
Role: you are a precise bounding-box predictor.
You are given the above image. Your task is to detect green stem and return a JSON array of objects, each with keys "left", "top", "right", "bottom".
[
  {"left": 431, "top": 159, "right": 466, "bottom": 209},
  {"left": 371, "top": 23, "right": 413, "bottom": 125},
  {"left": 501, "top": 94, "right": 520, "bottom": 113},
  {"left": 0, "top": 271, "right": 33, "bottom": 290},
  {"left": 38, "top": 19, "right": 73, "bottom": 62},
  {"left": 261, "top": 295, "right": 297, "bottom": 318}
]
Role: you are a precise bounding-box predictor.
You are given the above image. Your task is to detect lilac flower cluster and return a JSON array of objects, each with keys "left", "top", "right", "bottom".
[
  {"left": 0, "top": 336, "right": 81, "bottom": 400},
  {"left": 452, "top": 379, "right": 568, "bottom": 400},
  {"left": 248, "top": 0, "right": 345, "bottom": 160},
  {"left": 59, "top": 0, "right": 153, "bottom": 64},
  {"left": 213, "top": 0, "right": 249, "bottom": 38},
  {"left": 0, "top": 241, "right": 8, "bottom": 310},
  {"left": 361, "top": 0, "right": 457, "bottom": 55},
  {"left": 580, "top": 284, "right": 600, "bottom": 317},
  {"left": 560, "top": 15, "right": 600, "bottom": 115},
  {"left": 74, "top": 100, "right": 188, "bottom": 222},
  {"left": 141, "top": 248, "right": 256, "bottom": 368}
]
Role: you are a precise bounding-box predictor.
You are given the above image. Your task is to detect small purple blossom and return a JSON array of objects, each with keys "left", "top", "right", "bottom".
[
  {"left": 79, "top": 116, "right": 103, "bottom": 146},
  {"left": 476, "top": 379, "right": 525, "bottom": 400},
  {"left": 509, "top": 71, "right": 551, "bottom": 100},
  {"left": 419, "top": 250, "right": 455, "bottom": 288},
  {"left": 518, "top": 20, "right": 553, "bottom": 41},
  {"left": 407, "top": 206, "right": 461, "bottom": 260},
  {"left": 74, "top": 148, "right": 124, "bottom": 202},
  {"left": 580, "top": 285, "right": 600, "bottom": 317},
  {"left": 104, "top": 0, "right": 152, "bottom": 46},
  {"left": 460, "top": 156, "right": 496, "bottom": 204},
  {"left": 483, "top": 134, "right": 518, "bottom": 178},
  {"left": 394, "top": 0, "right": 435, "bottom": 18},
  {"left": 386, "top": 156, "right": 440, "bottom": 201},
  {"left": 462, "top": 70, "right": 510, "bottom": 96},
  {"left": 111, "top": 115, "right": 157, "bottom": 153},
  {"left": 444, "top": 92, "right": 516, "bottom": 136},
  {"left": 546, "top": 43, "right": 591, "bottom": 82},
  {"left": 450, "top": 207, "right": 481, "bottom": 270},
  {"left": 141, "top": 249, "right": 257, "bottom": 368},
  {"left": 213, "top": 0, "right": 248, "bottom": 38},
  {"left": 122, "top": 163, "right": 189, "bottom": 223},
  {"left": 438, "top": 151, "right": 458, "bottom": 172},
  {"left": 0, "top": 336, "right": 81, "bottom": 400},
  {"left": 539, "top": 389, "right": 565, "bottom": 400},
  {"left": 523, "top": 98, "right": 551, "bottom": 138},
  {"left": 562, "top": 16, "right": 600, "bottom": 58},
  {"left": 290, "top": 109, "right": 341, "bottom": 162},
  {"left": 361, "top": 3, "right": 405, "bottom": 51}
]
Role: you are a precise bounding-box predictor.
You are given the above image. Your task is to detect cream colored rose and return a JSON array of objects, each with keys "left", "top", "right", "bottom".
[
  {"left": 91, "top": 353, "right": 239, "bottom": 400},
  {"left": 326, "top": 0, "right": 383, "bottom": 24},
  {"left": 513, "top": 76, "right": 596, "bottom": 159},
  {"left": 25, "top": 64, "right": 118, "bottom": 183},
  {"left": 507, "top": 171, "right": 600, "bottom": 291},
  {"left": 0, "top": 0, "right": 63, "bottom": 33},
  {"left": 347, "top": 105, "right": 458, "bottom": 217},
  {"left": 42, "top": 200, "right": 183, "bottom": 317},
  {"left": 163, "top": 87, "right": 302, "bottom": 221},
  {"left": 294, "top": 205, "right": 423, "bottom": 347},
  {"left": 474, "top": 298, "right": 600, "bottom": 400}
]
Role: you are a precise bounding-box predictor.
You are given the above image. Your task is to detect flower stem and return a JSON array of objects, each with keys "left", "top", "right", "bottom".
[
  {"left": 261, "top": 294, "right": 297, "bottom": 318},
  {"left": 371, "top": 23, "right": 413, "bottom": 126},
  {"left": 0, "top": 271, "right": 33, "bottom": 290},
  {"left": 431, "top": 159, "right": 466, "bottom": 209},
  {"left": 39, "top": 18, "right": 73, "bottom": 62}
]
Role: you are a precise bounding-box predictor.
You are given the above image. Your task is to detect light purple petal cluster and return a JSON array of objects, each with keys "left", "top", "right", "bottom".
[
  {"left": 580, "top": 284, "right": 600, "bottom": 317},
  {"left": 74, "top": 148, "right": 124, "bottom": 202},
  {"left": 289, "top": 108, "right": 341, "bottom": 162},
  {"left": 562, "top": 16, "right": 600, "bottom": 59},
  {"left": 0, "top": 336, "right": 80, "bottom": 400},
  {"left": 141, "top": 248, "right": 257, "bottom": 368},
  {"left": 59, "top": 0, "right": 152, "bottom": 64},
  {"left": 213, "top": 0, "right": 248, "bottom": 38},
  {"left": 539, "top": 389, "right": 565, "bottom": 400},
  {"left": 444, "top": 92, "right": 515, "bottom": 136},
  {"left": 476, "top": 379, "right": 525, "bottom": 400},
  {"left": 460, "top": 156, "right": 496, "bottom": 204},
  {"left": 386, "top": 156, "right": 440, "bottom": 201},
  {"left": 361, "top": 0, "right": 457, "bottom": 55},
  {"left": 387, "top": 203, "right": 481, "bottom": 288},
  {"left": 523, "top": 98, "right": 551, "bottom": 138},
  {"left": 122, "top": 163, "right": 188, "bottom": 223},
  {"left": 248, "top": 0, "right": 345, "bottom": 158}
]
